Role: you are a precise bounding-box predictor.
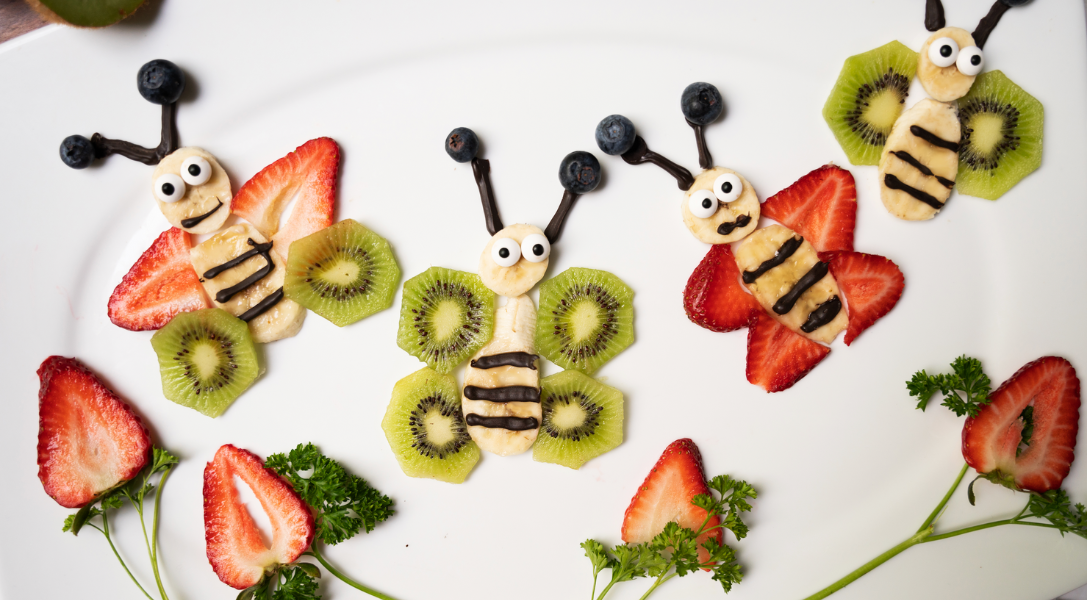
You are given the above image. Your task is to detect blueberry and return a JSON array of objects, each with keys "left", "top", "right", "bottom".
[
  {"left": 558, "top": 151, "right": 601, "bottom": 194},
  {"left": 680, "top": 82, "right": 724, "bottom": 125},
  {"left": 595, "top": 114, "right": 637, "bottom": 156},
  {"left": 445, "top": 127, "right": 479, "bottom": 163},
  {"left": 59, "top": 135, "right": 95, "bottom": 169},
  {"left": 137, "top": 59, "right": 185, "bottom": 105}
]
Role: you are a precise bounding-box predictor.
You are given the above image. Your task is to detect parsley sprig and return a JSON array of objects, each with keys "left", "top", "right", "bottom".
[
  {"left": 582, "top": 474, "right": 756, "bottom": 599},
  {"left": 907, "top": 355, "right": 992, "bottom": 416}
]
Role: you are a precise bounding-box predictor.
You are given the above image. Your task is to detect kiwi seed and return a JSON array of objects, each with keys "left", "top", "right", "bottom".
[
  {"left": 535, "top": 267, "right": 634, "bottom": 376},
  {"left": 396, "top": 267, "right": 495, "bottom": 373}
]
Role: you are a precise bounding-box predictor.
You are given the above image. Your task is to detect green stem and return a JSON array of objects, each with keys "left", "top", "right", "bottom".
[
  {"left": 918, "top": 463, "right": 969, "bottom": 533},
  {"left": 594, "top": 578, "right": 617, "bottom": 600},
  {"left": 637, "top": 572, "right": 676, "bottom": 600},
  {"left": 922, "top": 518, "right": 1059, "bottom": 543},
  {"left": 590, "top": 568, "right": 599, "bottom": 600},
  {"left": 801, "top": 527, "right": 932, "bottom": 600},
  {"left": 308, "top": 545, "right": 400, "bottom": 600},
  {"left": 101, "top": 511, "right": 155, "bottom": 600},
  {"left": 150, "top": 466, "right": 174, "bottom": 600}
]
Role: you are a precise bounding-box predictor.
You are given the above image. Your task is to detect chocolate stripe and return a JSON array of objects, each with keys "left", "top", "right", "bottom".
[
  {"left": 465, "top": 414, "right": 539, "bottom": 430},
  {"left": 743, "top": 236, "right": 803, "bottom": 284},
  {"left": 884, "top": 174, "right": 945, "bottom": 210},
  {"left": 773, "top": 261, "right": 829, "bottom": 315},
  {"left": 204, "top": 239, "right": 274, "bottom": 279},
  {"left": 214, "top": 251, "right": 274, "bottom": 303},
  {"left": 717, "top": 213, "right": 752, "bottom": 236},
  {"left": 239, "top": 287, "right": 284, "bottom": 322},
  {"left": 801, "top": 295, "right": 842, "bottom": 333},
  {"left": 470, "top": 352, "right": 539, "bottom": 370},
  {"left": 909, "top": 125, "right": 959, "bottom": 152},
  {"left": 890, "top": 151, "right": 954, "bottom": 188},
  {"left": 463, "top": 386, "right": 541, "bottom": 403},
  {"left": 181, "top": 199, "right": 225, "bottom": 229}
]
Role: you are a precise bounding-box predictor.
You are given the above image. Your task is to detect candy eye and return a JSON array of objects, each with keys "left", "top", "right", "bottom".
[
  {"left": 928, "top": 37, "right": 959, "bottom": 68},
  {"left": 713, "top": 173, "right": 743, "bottom": 203},
  {"left": 688, "top": 189, "right": 718, "bottom": 219},
  {"left": 180, "top": 156, "right": 212, "bottom": 185},
  {"left": 154, "top": 174, "right": 186, "bottom": 203},
  {"left": 491, "top": 237, "right": 521, "bottom": 267},
  {"left": 956, "top": 47, "right": 984, "bottom": 76},
  {"left": 520, "top": 234, "right": 550, "bottom": 263}
]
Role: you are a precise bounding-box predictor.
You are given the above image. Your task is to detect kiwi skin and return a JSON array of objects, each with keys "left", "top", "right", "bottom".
[
  {"left": 533, "top": 370, "right": 624, "bottom": 470},
  {"left": 535, "top": 267, "right": 634, "bottom": 376},
  {"left": 29, "top": 0, "right": 146, "bottom": 27},
  {"left": 396, "top": 267, "right": 495, "bottom": 374}
]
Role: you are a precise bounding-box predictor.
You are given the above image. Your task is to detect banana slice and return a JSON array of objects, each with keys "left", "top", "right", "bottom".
[
  {"left": 733, "top": 224, "right": 847, "bottom": 345},
  {"left": 152, "top": 148, "right": 231, "bottom": 234},
  {"left": 681, "top": 167, "right": 760, "bottom": 244},
  {"left": 478, "top": 224, "right": 549, "bottom": 297},
  {"left": 462, "top": 294, "right": 541, "bottom": 456},
  {"left": 918, "top": 27, "right": 977, "bottom": 102},
  {"left": 190, "top": 223, "right": 306, "bottom": 343},
  {"left": 879, "top": 99, "right": 960, "bottom": 221}
]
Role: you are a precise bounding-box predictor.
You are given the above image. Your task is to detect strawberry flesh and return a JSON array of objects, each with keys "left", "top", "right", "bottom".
[
  {"left": 684, "top": 243, "right": 762, "bottom": 332},
  {"left": 203, "top": 444, "right": 315, "bottom": 589},
  {"left": 37, "top": 356, "right": 151, "bottom": 508},
  {"left": 746, "top": 313, "right": 830, "bottom": 392},
  {"left": 962, "top": 357, "right": 1081, "bottom": 493},
  {"left": 762, "top": 164, "right": 856, "bottom": 253},
  {"left": 108, "top": 227, "right": 211, "bottom": 331},
  {"left": 622, "top": 438, "right": 722, "bottom": 567},
  {"left": 819, "top": 251, "right": 904, "bottom": 346},
  {"left": 230, "top": 137, "right": 338, "bottom": 261}
]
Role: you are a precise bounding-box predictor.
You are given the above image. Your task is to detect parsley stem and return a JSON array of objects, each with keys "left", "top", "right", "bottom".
[
  {"left": 150, "top": 465, "right": 174, "bottom": 600},
  {"left": 595, "top": 578, "right": 618, "bottom": 600},
  {"left": 801, "top": 527, "right": 932, "bottom": 600},
  {"left": 101, "top": 510, "right": 156, "bottom": 600},
  {"left": 921, "top": 518, "right": 1058, "bottom": 543},
  {"left": 308, "top": 546, "right": 400, "bottom": 600},
  {"left": 637, "top": 572, "right": 676, "bottom": 600},
  {"left": 918, "top": 463, "right": 969, "bottom": 533}
]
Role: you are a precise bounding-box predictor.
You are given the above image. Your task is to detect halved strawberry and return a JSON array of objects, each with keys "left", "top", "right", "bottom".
[
  {"left": 230, "top": 137, "right": 338, "bottom": 261},
  {"left": 819, "top": 251, "right": 904, "bottom": 346},
  {"left": 108, "top": 227, "right": 211, "bottom": 331},
  {"left": 37, "top": 356, "right": 151, "bottom": 508},
  {"left": 962, "top": 357, "right": 1081, "bottom": 493},
  {"left": 203, "top": 444, "right": 315, "bottom": 589},
  {"left": 683, "top": 244, "right": 762, "bottom": 332},
  {"left": 746, "top": 313, "right": 830, "bottom": 392},
  {"left": 622, "top": 438, "right": 722, "bottom": 567},
  {"left": 761, "top": 164, "right": 856, "bottom": 253}
]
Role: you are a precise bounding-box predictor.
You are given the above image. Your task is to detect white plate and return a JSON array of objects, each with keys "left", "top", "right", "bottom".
[{"left": 1, "top": 1, "right": 1085, "bottom": 599}]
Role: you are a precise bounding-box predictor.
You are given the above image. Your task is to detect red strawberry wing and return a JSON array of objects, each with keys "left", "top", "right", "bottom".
[
  {"left": 746, "top": 313, "right": 830, "bottom": 392},
  {"left": 203, "top": 444, "right": 315, "bottom": 589},
  {"left": 108, "top": 227, "right": 210, "bottom": 331},
  {"left": 819, "top": 251, "right": 904, "bottom": 346},
  {"left": 962, "top": 357, "right": 1081, "bottom": 493},
  {"left": 37, "top": 357, "right": 151, "bottom": 508},
  {"left": 762, "top": 164, "right": 856, "bottom": 253},
  {"left": 684, "top": 244, "right": 762, "bottom": 332}
]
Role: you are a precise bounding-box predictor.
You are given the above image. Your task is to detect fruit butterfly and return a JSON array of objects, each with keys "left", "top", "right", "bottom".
[
  {"left": 595, "top": 83, "right": 904, "bottom": 392},
  {"left": 823, "top": 0, "right": 1042, "bottom": 219}
]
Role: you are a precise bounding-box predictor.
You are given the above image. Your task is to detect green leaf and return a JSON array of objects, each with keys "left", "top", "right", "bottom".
[
  {"left": 295, "top": 562, "right": 321, "bottom": 579},
  {"left": 906, "top": 370, "right": 942, "bottom": 411},
  {"left": 64, "top": 503, "right": 96, "bottom": 535},
  {"left": 273, "top": 565, "right": 321, "bottom": 600},
  {"left": 581, "top": 539, "right": 613, "bottom": 574},
  {"left": 906, "top": 356, "right": 992, "bottom": 418},
  {"left": 967, "top": 477, "right": 979, "bottom": 506},
  {"left": 237, "top": 585, "right": 258, "bottom": 600},
  {"left": 1027, "top": 490, "right": 1087, "bottom": 539}
]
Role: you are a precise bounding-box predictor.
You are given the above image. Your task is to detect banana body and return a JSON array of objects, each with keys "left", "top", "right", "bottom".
[{"left": 879, "top": 99, "right": 961, "bottom": 221}]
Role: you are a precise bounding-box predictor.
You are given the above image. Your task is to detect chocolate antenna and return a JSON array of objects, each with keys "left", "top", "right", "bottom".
[
  {"left": 680, "top": 82, "right": 724, "bottom": 171},
  {"left": 620, "top": 137, "right": 695, "bottom": 191},
  {"left": 545, "top": 151, "right": 601, "bottom": 243},
  {"left": 925, "top": 0, "right": 946, "bottom": 31},
  {"left": 595, "top": 114, "right": 694, "bottom": 191},
  {"left": 446, "top": 127, "right": 503, "bottom": 235},
  {"left": 973, "top": 0, "right": 1024, "bottom": 49}
]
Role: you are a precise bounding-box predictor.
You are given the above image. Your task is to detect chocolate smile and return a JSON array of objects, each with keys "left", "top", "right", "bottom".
[
  {"left": 181, "top": 199, "right": 224, "bottom": 229},
  {"left": 717, "top": 213, "right": 752, "bottom": 235}
]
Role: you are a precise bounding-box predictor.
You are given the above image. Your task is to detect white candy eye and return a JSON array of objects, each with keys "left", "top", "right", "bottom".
[
  {"left": 180, "top": 156, "right": 212, "bottom": 185},
  {"left": 688, "top": 189, "right": 718, "bottom": 219},
  {"left": 928, "top": 37, "right": 959, "bottom": 68},
  {"left": 956, "top": 46, "right": 984, "bottom": 76},
  {"left": 491, "top": 237, "right": 521, "bottom": 267},
  {"left": 154, "top": 174, "right": 186, "bottom": 203},
  {"left": 713, "top": 173, "right": 743, "bottom": 203},
  {"left": 520, "top": 233, "right": 550, "bottom": 263}
]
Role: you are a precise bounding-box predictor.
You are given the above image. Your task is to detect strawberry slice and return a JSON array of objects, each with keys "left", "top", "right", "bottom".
[
  {"left": 37, "top": 356, "right": 151, "bottom": 508},
  {"left": 203, "top": 444, "right": 315, "bottom": 589},
  {"left": 762, "top": 164, "right": 856, "bottom": 253},
  {"left": 108, "top": 227, "right": 211, "bottom": 331},
  {"left": 230, "top": 137, "right": 338, "bottom": 261},
  {"left": 962, "top": 357, "right": 1081, "bottom": 493},
  {"left": 622, "top": 438, "right": 722, "bottom": 567},
  {"left": 819, "top": 251, "right": 904, "bottom": 346},
  {"left": 684, "top": 244, "right": 762, "bottom": 332},
  {"left": 746, "top": 313, "right": 830, "bottom": 392}
]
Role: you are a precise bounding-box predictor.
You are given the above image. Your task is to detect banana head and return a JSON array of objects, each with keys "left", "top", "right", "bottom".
[
  {"left": 681, "top": 167, "right": 760, "bottom": 245},
  {"left": 151, "top": 147, "right": 232, "bottom": 234},
  {"left": 918, "top": 27, "right": 984, "bottom": 102},
  {"left": 478, "top": 223, "right": 551, "bottom": 297}
]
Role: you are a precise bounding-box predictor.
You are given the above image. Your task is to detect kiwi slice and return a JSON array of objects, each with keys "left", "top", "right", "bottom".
[
  {"left": 30, "top": 0, "right": 145, "bottom": 27},
  {"left": 150, "top": 308, "right": 261, "bottom": 418},
  {"left": 382, "top": 367, "right": 480, "bottom": 483},
  {"left": 533, "top": 370, "right": 623, "bottom": 470},
  {"left": 284, "top": 219, "right": 400, "bottom": 327},
  {"left": 396, "top": 267, "right": 495, "bottom": 373},
  {"left": 823, "top": 41, "right": 918, "bottom": 166},
  {"left": 536, "top": 267, "right": 634, "bottom": 375},
  {"left": 955, "top": 70, "right": 1043, "bottom": 200}
]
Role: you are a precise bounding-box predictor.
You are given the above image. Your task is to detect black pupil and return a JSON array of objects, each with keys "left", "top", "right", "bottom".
[
  {"left": 187, "top": 164, "right": 202, "bottom": 176},
  {"left": 721, "top": 181, "right": 733, "bottom": 194},
  {"left": 161, "top": 182, "right": 175, "bottom": 196},
  {"left": 532, "top": 244, "right": 544, "bottom": 256},
  {"left": 498, "top": 247, "right": 510, "bottom": 259},
  {"left": 701, "top": 198, "right": 713, "bottom": 209},
  {"left": 970, "top": 55, "right": 981, "bottom": 66},
  {"left": 940, "top": 45, "right": 952, "bottom": 57}
]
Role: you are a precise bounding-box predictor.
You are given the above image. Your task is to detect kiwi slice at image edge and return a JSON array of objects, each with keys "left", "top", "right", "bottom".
[
  {"left": 536, "top": 267, "right": 634, "bottom": 376},
  {"left": 30, "top": 0, "right": 145, "bottom": 27},
  {"left": 284, "top": 219, "right": 401, "bottom": 327},
  {"left": 396, "top": 267, "right": 495, "bottom": 373},
  {"left": 955, "top": 70, "right": 1043, "bottom": 200},
  {"left": 533, "top": 370, "right": 623, "bottom": 470},
  {"left": 823, "top": 41, "right": 918, "bottom": 166},
  {"left": 382, "top": 367, "right": 480, "bottom": 484},
  {"left": 150, "top": 308, "right": 262, "bottom": 418}
]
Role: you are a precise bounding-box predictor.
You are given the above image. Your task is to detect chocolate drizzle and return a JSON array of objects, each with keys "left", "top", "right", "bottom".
[
  {"left": 544, "top": 189, "right": 580, "bottom": 244},
  {"left": 801, "top": 296, "right": 842, "bottom": 333},
  {"left": 464, "top": 386, "right": 541, "bottom": 403},
  {"left": 90, "top": 102, "right": 179, "bottom": 166},
  {"left": 773, "top": 261, "right": 829, "bottom": 315},
  {"left": 203, "top": 238, "right": 276, "bottom": 303},
  {"left": 470, "top": 352, "right": 538, "bottom": 370},
  {"left": 181, "top": 200, "right": 225, "bottom": 228},
  {"left": 891, "top": 151, "right": 955, "bottom": 188},
  {"left": 465, "top": 414, "right": 539, "bottom": 431},
  {"left": 743, "top": 236, "right": 802, "bottom": 284},
  {"left": 717, "top": 214, "right": 752, "bottom": 236},
  {"left": 884, "top": 174, "right": 945, "bottom": 209},
  {"left": 620, "top": 136, "right": 695, "bottom": 191},
  {"left": 239, "top": 287, "right": 284, "bottom": 322},
  {"left": 925, "top": 0, "right": 946, "bottom": 31},
  {"left": 471, "top": 157, "right": 503, "bottom": 235},
  {"left": 687, "top": 119, "right": 713, "bottom": 170},
  {"left": 910, "top": 126, "right": 959, "bottom": 152},
  {"left": 973, "top": 0, "right": 1011, "bottom": 49},
  {"left": 204, "top": 239, "right": 274, "bottom": 279}
]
